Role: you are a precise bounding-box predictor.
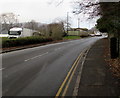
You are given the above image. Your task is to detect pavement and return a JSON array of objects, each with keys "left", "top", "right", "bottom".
[{"left": 77, "top": 38, "right": 120, "bottom": 96}]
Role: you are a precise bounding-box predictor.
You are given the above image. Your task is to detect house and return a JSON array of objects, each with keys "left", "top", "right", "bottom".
[{"left": 68, "top": 28, "right": 89, "bottom": 37}]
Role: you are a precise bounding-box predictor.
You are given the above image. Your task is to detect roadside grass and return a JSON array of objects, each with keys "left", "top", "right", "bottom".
[{"left": 63, "top": 36, "right": 81, "bottom": 40}]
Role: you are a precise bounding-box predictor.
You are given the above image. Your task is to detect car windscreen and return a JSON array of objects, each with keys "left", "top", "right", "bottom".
[{"left": 9, "top": 31, "right": 21, "bottom": 35}]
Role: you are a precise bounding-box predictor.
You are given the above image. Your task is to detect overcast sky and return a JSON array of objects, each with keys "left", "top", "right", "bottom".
[{"left": 0, "top": 0, "right": 99, "bottom": 29}]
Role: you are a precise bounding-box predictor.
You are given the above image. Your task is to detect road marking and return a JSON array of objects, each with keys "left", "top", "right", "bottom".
[
  {"left": 54, "top": 48, "right": 61, "bottom": 51},
  {"left": 0, "top": 68, "right": 5, "bottom": 71},
  {"left": 24, "top": 52, "right": 48, "bottom": 62},
  {"left": 55, "top": 50, "right": 84, "bottom": 97},
  {"left": 73, "top": 47, "right": 90, "bottom": 96},
  {"left": 62, "top": 53, "right": 81, "bottom": 96}
]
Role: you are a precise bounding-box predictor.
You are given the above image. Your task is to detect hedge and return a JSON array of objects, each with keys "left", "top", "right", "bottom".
[{"left": 2, "top": 36, "right": 53, "bottom": 48}]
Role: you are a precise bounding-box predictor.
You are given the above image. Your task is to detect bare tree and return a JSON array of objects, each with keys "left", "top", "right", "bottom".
[
  {"left": 0, "top": 13, "right": 18, "bottom": 31},
  {"left": 24, "top": 20, "right": 39, "bottom": 30},
  {"left": 47, "top": 0, "right": 64, "bottom": 6},
  {"left": 49, "top": 0, "right": 100, "bottom": 19},
  {"left": 72, "top": 0, "right": 100, "bottom": 19},
  {"left": 44, "top": 22, "right": 65, "bottom": 39},
  {"left": 53, "top": 17, "right": 71, "bottom": 33},
  {"left": 50, "top": 22, "right": 65, "bottom": 40}
]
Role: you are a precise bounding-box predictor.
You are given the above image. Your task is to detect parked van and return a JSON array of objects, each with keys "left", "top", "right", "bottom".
[{"left": 8, "top": 27, "right": 35, "bottom": 38}]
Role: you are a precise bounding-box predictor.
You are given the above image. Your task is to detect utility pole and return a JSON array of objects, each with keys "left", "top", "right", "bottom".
[
  {"left": 0, "top": 22, "right": 2, "bottom": 33},
  {"left": 67, "top": 12, "right": 69, "bottom": 35},
  {"left": 78, "top": 18, "right": 80, "bottom": 28}
]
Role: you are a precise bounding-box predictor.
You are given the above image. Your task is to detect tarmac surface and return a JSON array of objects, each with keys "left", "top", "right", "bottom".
[
  {"left": 2, "top": 37, "right": 100, "bottom": 96},
  {"left": 2, "top": 37, "right": 120, "bottom": 97}
]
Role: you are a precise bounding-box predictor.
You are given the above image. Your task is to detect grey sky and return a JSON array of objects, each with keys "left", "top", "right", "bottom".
[{"left": 0, "top": 0, "right": 99, "bottom": 29}]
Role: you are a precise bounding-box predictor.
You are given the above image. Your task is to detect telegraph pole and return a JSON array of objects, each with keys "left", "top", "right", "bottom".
[
  {"left": 67, "top": 12, "right": 69, "bottom": 35},
  {"left": 78, "top": 18, "right": 80, "bottom": 28}
]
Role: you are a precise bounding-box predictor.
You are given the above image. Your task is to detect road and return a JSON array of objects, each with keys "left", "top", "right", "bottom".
[{"left": 2, "top": 37, "right": 102, "bottom": 96}]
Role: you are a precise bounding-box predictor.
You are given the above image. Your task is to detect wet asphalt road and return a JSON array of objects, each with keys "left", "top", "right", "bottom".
[{"left": 2, "top": 37, "right": 101, "bottom": 96}]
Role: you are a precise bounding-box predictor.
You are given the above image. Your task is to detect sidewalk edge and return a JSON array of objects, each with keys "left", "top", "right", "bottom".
[{"left": 72, "top": 46, "right": 91, "bottom": 96}]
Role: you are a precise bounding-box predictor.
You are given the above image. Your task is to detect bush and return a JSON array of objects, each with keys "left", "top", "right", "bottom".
[
  {"left": 47, "top": 22, "right": 65, "bottom": 40},
  {"left": 2, "top": 36, "right": 53, "bottom": 48}
]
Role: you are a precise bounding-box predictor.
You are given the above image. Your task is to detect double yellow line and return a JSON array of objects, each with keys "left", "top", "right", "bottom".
[{"left": 55, "top": 50, "right": 85, "bottom": 97}]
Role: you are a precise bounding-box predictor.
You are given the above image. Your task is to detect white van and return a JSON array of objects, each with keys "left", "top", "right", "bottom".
[{"left": 8, "top": 27, "right": 34, "bottom": 38}]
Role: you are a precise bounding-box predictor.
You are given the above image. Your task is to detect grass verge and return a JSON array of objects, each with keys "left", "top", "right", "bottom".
[{"left": 63, "top": 36, "right": 81, "bottom": 40}]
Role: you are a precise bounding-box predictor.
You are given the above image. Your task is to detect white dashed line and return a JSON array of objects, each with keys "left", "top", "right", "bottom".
[
  {"left": 0, "top": 68, "right": 5, "bottom": 71},
  {"left": 25, "top": 52, "right": 48, "bottom": 62},
  {"left": 54, "top": 48, "right": 61, "bottom": 51}
]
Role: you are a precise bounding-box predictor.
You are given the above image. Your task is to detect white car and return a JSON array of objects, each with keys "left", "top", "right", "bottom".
[
  {"left": 90, "top": 34, "right": 95, "bottom": 37},
  {"left": 95, "top": 32, "right": 102, "bottom": 36}
]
